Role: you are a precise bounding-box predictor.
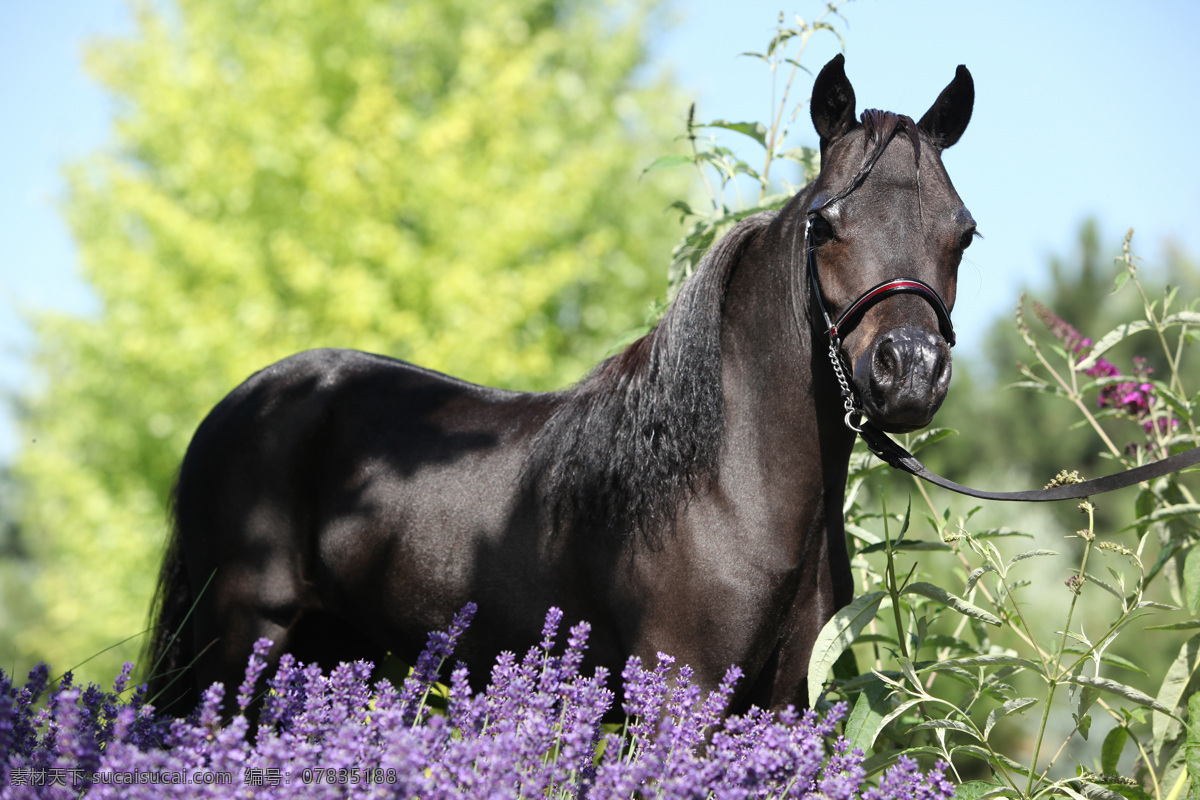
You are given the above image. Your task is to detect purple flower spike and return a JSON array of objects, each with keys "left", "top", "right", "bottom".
[
  {"left": 1036, "top": 302, "right": 1180, "bottom": 452},
  {"left": 0, "top": 606, "right": 958, "bottom": 799},
  {"left": 1034, "top": 301, "right": 1092, "bottom": 355},
  {"left": 541, "top": 606, "right": 564, "bottom": 652},
  {"left": 111, "top": 662, "right": 135, "bottom": 695},
  {"left": 237, "top": 637, "right": 272, "bottom": 712}
]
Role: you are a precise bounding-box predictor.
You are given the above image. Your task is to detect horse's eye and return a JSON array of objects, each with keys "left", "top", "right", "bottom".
[
  {"left": 959, "top": 228, "right": 977, "bottom": 251},
  {"left": 809, "top": 216, "right": 835, "bottom": 246}
]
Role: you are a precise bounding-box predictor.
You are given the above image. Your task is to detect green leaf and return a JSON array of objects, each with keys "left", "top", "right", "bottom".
[
  {"left": 984, "top": 696, "right": 1038, "bottom": 740},
  {"left": 907, "top": 426, "right": 957, "bottom": 454},
  {"left": 1163, "top": 310, "right": 1200, "bottom": 327},
  {"left": 765, "top": 28, "right": 799, "bottom": 56},
  {"left": 1076, "top": 663, "right": 1101, "bottom": 728},
  {"left": 1065, "top": 674, "right": 1172, "bottom": 715},
  {"left": 911, "top": 718, "right": 983, "bottom": 742},
  {"left": 926, "top": 654, "right": 1044, "bottom": 674},
  {"left": 1113, "top": 270, "right": 1131, "bottom": 293},
  {"left": 902, "top": 582, "right": 1003, "bottom": 626},
  {"left": 1187, "top": 693, "right": 1200, "bottom": 792},
  {"left": 859, "top": 538, "right": 951, "bottom": 554},
  {"left": 1152, "top": 382, "right": 1193, "bottom": 421},
  {"left": 1160, "top": 742, "right": 1191, "bottom": 800},
  {"left": 974, "top": 528, "right": 1035, "bottom": 540},
  {"left": 1186, "top": 546, "right": 1200, "bottom": 616},
  {"left": 1134, "top": 486, "right": 1158, "bottom": 537},
  {"left": 1125, "top": 504, "right": 1200, "bottom": 531},
  {"left": 777, "top": 145, "right": 819, "bottom": 169},
  {"left": 874, "top": 697, "right": 926, "bottom": 740},
  {"left": 1064, "top": 648, "right": 1149, "bottom": 676},
  {"left": 1075, "top": 783, "right": 1130, "bottom": 800},
  {"left": 1147, "top": 620, "right": 1200, "bottom": 632},
  {"left": 640, "top": 154, "right": 694, "bottom": 176},
  {"left": 805, "top": 591, "right": 887, "bottom": 706},
  {"left": 952, "top": 743, "right": 1034, "bottom": 776},
  {"left": 1076, "top": 320, "right": 1153, "bottom": 371},
  {"left": 898, "top": 656, "right": 923, "bottom": 693},
  {"left": 1076, "top": 712, "right": 1093, "bottom": 740},
  {"left": 701, "top": 119, "right": 769, "bottom": 148},
  {"left": 1097, "top": 782, "right": 1152, "bottom": 800},
  {"left": 965, "top": 565, "right": 997, "bottom": 594},
  {"left": 1153, "top": 634, "right": 1200, "bottom": 760},
  {"left": 844, "top": 679, "right": 890, "bottom": 754},
  {"left": 667, "top": 198, "right": 696, "bottom": 216},
  {"left": 845, "top": 524, "right": 882, "bottom": 545},
  {"left": 1101, "top": 724, "right": 1129, "bottom": 775},
  {"left": 1008, "top": 549, "right": 1058, "bottom": 566},
  {"left": 953, "top": 781, "right": 1016, "bottom": 800},
  {"left": 1006, "top": 380, "right": 1068, "bottom": 396}
]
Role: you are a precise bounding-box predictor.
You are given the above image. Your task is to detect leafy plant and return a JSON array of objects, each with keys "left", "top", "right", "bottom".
[{"left": 642, "top": 2, "right": 847, "bottom": 306}]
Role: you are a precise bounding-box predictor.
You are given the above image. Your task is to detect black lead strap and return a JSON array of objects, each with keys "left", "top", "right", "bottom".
[{"left": 857, "top": 420, "right": 1200, "bottom": 502}]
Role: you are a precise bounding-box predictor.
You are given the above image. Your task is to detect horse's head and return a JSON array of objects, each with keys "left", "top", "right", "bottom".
[{"left": 805, "top": 54, "right": 974, "bottom": 433}]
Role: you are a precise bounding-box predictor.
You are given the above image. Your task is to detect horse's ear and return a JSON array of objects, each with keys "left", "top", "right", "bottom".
[
  {"left": 918, "top": 65, "right": 974, "bottom": 149},
  {"left": 811, "top": 54, "right": 857, "bottom": 153}
]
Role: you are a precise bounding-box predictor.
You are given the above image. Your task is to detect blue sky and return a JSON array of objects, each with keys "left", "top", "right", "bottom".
[{"left": 2, "top": 1, "right": 1199, "bottom": 460}]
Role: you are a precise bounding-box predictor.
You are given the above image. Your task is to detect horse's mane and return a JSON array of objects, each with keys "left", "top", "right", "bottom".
[{"left": 526, "top": 211, "right": 778, "bottom": 542}]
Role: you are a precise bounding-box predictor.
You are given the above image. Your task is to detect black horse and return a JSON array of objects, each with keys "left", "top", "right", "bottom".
[{"left": 147, "top": 54, "right": 975, "bottom": 716}]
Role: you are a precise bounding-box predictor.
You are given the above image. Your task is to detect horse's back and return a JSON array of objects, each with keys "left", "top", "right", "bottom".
[
  {"left": 173, "top": 348, "right": 563, "bottom": 683},
  {"left": 178, "top": 346, "right": 558, "bottom": 566}
]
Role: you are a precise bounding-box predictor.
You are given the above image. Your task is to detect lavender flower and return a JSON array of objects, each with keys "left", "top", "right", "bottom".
[
  {"left": 864, "top": 755, "right": 956, "bottom": 800},
  {"left": 0, "top": 607, "right": 955, "bottom": 799},
  {"left": 397, "top": 601, "right": 477, "bottom": 724},
  {"left": 237, "top": 638, "right": 272, "bottom": 712}
]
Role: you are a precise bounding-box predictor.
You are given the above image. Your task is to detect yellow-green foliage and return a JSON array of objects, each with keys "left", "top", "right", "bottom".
[{"left": 10, "top": 0, "right": 684, "bottom": 681}]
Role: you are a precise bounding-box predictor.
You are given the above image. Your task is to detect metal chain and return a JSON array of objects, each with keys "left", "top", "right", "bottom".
[{"left": 826, "top": 335, "right": 863, "bottom": 432}]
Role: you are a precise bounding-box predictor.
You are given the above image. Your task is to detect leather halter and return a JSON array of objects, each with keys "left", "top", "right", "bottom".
[
  {"left": 805, "top": 220, "right": 1200, "bottom": 501},
  {"left": 805, "top": 218, "right": 956, "bottom": 432}
]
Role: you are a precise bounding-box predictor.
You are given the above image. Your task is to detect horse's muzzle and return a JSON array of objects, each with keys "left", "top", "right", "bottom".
[{"left": 853, "top": 325, "right": 951, "bottom": 433}]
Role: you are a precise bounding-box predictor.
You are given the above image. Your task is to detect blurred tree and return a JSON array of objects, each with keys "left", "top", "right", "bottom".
[{"left": 8, "top": 0, "right": 685, "bottom": 680}]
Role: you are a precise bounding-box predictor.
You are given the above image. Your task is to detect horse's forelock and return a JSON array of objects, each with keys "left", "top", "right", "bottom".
[{"left": 816, "top": 109, "right": 924, "bottom": 213}]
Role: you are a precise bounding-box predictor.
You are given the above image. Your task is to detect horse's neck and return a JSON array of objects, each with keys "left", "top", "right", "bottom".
[{"left": 718, "top": 218, "right": 858, "bottom": 530}]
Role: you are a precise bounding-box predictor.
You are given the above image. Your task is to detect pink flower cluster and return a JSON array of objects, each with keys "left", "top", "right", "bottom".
[
  {"left": 1033, "top": 302, "right": 1178, "bottom": 441},
  {"left": 1083, "top": 355, "right": 1154, "bottom": 418}
]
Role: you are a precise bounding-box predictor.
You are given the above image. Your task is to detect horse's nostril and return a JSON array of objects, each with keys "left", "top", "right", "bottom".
[{"left": 872, "top": 340, "right": 901, "bottom": 387}]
